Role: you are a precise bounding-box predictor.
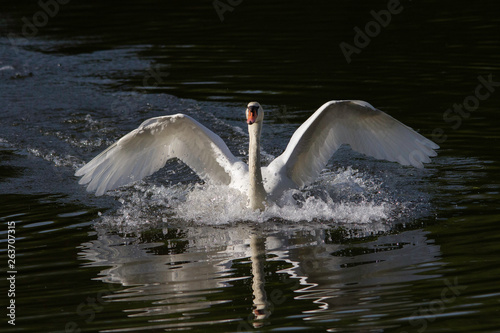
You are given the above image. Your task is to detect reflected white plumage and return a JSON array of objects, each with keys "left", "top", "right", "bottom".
[{"left": 76, "top": 100, "right": 439, "bottom": 210}]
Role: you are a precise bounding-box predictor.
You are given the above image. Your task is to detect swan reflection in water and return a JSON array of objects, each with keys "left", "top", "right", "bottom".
[{"left": 79, "top": 224, "right": 442, "bottom": 330}]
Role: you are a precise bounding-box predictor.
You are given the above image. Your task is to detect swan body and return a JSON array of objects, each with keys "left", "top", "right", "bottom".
[{"left": 76, "top": 100, "right": 439, "bottom": 209}]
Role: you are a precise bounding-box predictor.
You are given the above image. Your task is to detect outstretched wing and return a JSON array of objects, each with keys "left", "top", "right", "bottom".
[
  {"left": 268, "top": 100, "right": 439, "bottom": 188},
  {"left": 76, "top": 114, "right": 244, "bottom": 195}
]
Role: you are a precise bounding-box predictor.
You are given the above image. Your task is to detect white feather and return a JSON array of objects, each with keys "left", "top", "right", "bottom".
[
  {"left": 264, "top": 100, "right": 438, "bottom": 197},
  {"left": 76, "top": 114, "right": 246, "bottom": 196}
]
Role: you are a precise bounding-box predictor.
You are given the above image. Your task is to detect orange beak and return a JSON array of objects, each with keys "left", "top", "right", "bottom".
[{"left": 247, "top": 108, "right": 258, "bottom": 125}]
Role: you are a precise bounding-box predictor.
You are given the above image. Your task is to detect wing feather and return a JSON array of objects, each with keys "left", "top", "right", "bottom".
[
  {"left": 268, "top": 100, "right": 439, "bottom": 188},
  {"left": 76, "top": 114, "right": 243, "bottom": 195}
]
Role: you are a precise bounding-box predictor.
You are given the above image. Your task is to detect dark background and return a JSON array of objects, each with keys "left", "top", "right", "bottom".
[{"left": 1, "top": 1, "right": 500, "bottom": 332}]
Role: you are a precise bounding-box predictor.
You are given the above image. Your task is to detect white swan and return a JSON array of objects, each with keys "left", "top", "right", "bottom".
[{"left": 76, "top": 100, "right": 439, "bottom": 210}]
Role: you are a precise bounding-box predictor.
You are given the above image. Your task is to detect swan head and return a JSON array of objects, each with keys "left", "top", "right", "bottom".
[{"left": 246, "top": 102, "right": 264, "bottom": 125}]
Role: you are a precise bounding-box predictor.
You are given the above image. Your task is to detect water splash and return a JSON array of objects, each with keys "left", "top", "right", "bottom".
[{"left": 97, "top": 166, "right": 430, "bottom": 235}]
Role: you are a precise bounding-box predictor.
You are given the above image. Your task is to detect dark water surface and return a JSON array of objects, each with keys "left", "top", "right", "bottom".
[{"left": 1, "top": 1, "right": 500, "bottom": 332}]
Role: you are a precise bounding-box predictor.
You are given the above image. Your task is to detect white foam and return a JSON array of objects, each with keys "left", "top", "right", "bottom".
[{"left": 97, "top": 167, "right": 424, "bottom": 235}]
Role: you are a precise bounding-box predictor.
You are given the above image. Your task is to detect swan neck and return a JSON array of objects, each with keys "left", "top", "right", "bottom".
[{"left": 248, "top": 122, "right": 266, "bottom": 210}]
